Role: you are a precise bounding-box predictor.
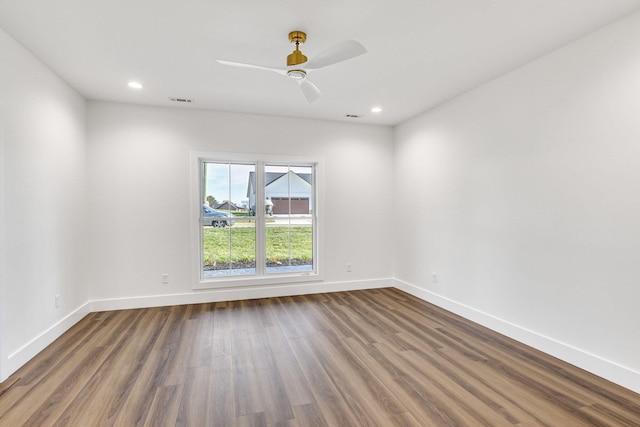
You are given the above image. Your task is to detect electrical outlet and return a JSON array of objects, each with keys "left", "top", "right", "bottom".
[
  {"left": 432, "top": 273, "right": 438, "bottom": 284},
  {"left": 161, "top": 274, "right": 169, "bottom": 284},
  {"left": 55, "top": 294, "right": 60, "bottom": 308},
  {"left": 346, "top": 263, "right": 352, "bottom": 272}
]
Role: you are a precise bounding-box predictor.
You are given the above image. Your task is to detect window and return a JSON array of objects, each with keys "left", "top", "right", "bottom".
[
  {"left": 193, "top": 154, "right": 320, "bottom": 288},
  {"left": 201, "top": 162, "right": 257, "bottom": 277},
  {"left": 263, "top": 164, "right": 314, "bottom": 274}
]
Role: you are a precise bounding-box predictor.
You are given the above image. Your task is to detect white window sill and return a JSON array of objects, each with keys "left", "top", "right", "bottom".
[{"left": 194, "top": 271, "right": 324, "bottom": 290}]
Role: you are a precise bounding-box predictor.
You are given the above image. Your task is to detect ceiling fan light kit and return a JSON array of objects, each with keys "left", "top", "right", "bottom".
[
  {"left": 216, "top": 30, "right": 367, "bottom": 103},
  {"left": 287, "top": 69, "right": 306, "bottom": 80}
]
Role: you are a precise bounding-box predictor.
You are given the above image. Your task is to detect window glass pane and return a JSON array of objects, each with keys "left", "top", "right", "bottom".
[
  {"left": 203, "top": 220, "right": 256, "bottom": 277},
  {"left": 264, "top": 164, "right": 314, "bottom": 274},
  {"left": 202, "top": 161, "right": 255, "bottom": 277}
]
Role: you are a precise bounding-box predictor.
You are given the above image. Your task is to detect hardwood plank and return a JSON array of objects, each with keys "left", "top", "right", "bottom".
[
  {"left": 211, "top": 301, "right": 233, "bottom": 357},
  {"left": 579, "top": 402, "right": 640, "bottom": 427},
  {"left": 370, "top": 340, "right": 482, "bottom": 426},
  {"left": 175, "top": 365, "right": 211, "bottom": 427},
  {"left": 247, "top": 330, "right": 294, "bottom": 423},
  {"left": 210, "top": 354, "right": 236, "bottom": 427},
  {"left": 231, "top": 329, "right": 265, "bottom": 417},
  {"left": 287, "top": 335, "right": 362, "bottom": 426},
  {"left": 434, "top": 346, "right": 543, "bottom": 425},
  {"left": 342, "top": 336, "right": 448, "bottom": 427},
  {"left": 161, "top": 318, "right": 197, "bottom": 387},
  {"left": 291, "top": 403, "right": 328, "bottom": 427},
  {"left": 187, "top": 303, "right": 215, "bottom": 368},
  {"left": 235, "top": 411, "right": 267, "bottom": 427},
  {"left": 403, "top": 348, "right": 538, "bottom": 426},
  {"left": 0, "top": 377, "right": 20, "bottom": 397},
  {"left": 308, "top": 330, "right": 407, "bottom": 426},
  {"left": 113, "top": 347, "right": 175, "bottom": 426},
  {"left": 142, "top": 384, "right": 183, "bottom": 427},
  {"left": 264, "top": 325, "right": 314, "bottom": 407}
]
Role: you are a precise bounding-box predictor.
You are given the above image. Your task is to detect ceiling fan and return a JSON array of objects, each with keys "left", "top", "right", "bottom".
[{"left": 216, "top": 31, "right": 367, "bottom": 103}]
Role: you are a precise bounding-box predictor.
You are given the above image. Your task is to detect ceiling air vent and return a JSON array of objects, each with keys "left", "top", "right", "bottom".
[
  {"left": 345, "top": 114, "right": 361, "bottom": 118},
  {"left": 169, "top": 97, "right": 193, "bottom": 103}
]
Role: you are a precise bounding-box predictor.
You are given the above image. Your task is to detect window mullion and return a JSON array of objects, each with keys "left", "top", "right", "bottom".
[
  {"left": 287, "top": 165, "right": 292, "bottom": 266},
  {"left": 255, "top": 162, "right": 266, "bottom": 276},
  {"left": 227, "top": 165, "right": 233, "bottom": 273},
  {"left": 312, "top": 164, "right": 318, "bottom": 273},
  {"left": 199, "top": 159, "right": 207, "bottom": 281}
]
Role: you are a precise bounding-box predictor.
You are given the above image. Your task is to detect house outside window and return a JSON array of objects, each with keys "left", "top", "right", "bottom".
[{"left": 247, "top": 169, "right": 313, "bottom": 215}]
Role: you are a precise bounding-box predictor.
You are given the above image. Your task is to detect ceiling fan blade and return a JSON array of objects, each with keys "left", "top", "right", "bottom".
[
  {"left": 305, "top": 40, "right": 367, "bottom": 70},
  {"left": 298, "top": 79, "right": 321, "bottom": 103},
  {"left": 216, "top": 59, "right": 288, "bottom": 76}
]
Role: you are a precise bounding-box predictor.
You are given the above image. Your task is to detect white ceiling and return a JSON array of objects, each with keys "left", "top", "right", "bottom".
[{"left": 2, "top": 0, "right": 640, "bottom": 126}]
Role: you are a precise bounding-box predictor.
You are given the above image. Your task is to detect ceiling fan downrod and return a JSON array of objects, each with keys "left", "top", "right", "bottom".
[{"left": 287, "top": 31, "right": 308, "bottom": 66}]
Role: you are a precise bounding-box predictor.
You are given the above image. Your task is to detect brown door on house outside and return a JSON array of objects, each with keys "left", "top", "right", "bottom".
[{"left": 271, "top": 197, "right": 309, "bottom": 214}]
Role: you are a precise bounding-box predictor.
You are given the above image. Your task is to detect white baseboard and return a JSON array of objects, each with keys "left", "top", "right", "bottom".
[
  {"left": 394, "top": 278, "right": 640, "bottom": 395},
  {"left": 3, "top": 301, "right": 92, "bottom": 382},
  {"left": 89, "top": 277, "right": 394, "bottom": 312}
]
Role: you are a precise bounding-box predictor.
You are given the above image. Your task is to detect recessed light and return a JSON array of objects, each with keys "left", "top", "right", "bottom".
[
  {"left": 127, "top": 81, "right": 144, "bottom": 89},
  {"left": 370, "top": 106, "right": 382, "bottom": 113}
]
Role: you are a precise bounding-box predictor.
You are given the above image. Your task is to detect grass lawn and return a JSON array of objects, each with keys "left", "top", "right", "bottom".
[{"left": 203, "top": 225, "right": 312, "bottom": 267}]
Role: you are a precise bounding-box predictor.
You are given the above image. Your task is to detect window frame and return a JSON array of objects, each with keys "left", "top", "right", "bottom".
[{"left": 190, "top": 151, "right": 323, "bottom": 289}]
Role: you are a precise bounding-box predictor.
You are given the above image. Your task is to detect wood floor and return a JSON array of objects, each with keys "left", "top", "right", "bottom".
[{"left": 1, "top": 288, "right": 639, "bottom": 426}]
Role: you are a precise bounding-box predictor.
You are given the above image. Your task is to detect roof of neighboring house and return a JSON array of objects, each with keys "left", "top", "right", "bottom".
[
  {"left": 215, "top": 200, "right": 240, "bottom": 210},
  {"left": 247, "top": 171, "right": 312, "bottom": 196}
]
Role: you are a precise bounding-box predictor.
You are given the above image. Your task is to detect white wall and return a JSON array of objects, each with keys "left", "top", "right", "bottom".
[
  {"left": 394, "top": 11, "right": 640, "bottom": 392},
  {"left": 87, "top": 102, "right": 394, "bottom": 307},
  {"left": 0, "top": 90, "right": 5, "bottom": 380},
  {"left": 0, "top": 28, "right": 89, "bottom": 381}
]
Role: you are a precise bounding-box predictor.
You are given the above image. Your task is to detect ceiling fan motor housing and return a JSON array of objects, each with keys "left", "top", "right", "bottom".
[{"left": 287, "top": 31, "right": 308, "bottom": 66}]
